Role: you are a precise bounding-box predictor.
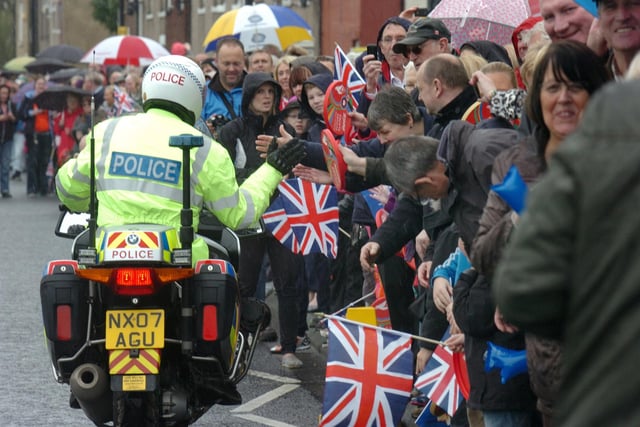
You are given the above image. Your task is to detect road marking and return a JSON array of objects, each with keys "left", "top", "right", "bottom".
[
  {"left": 249, "top": 369, "right": 301, "bottom": 384},
  {"left": 231, "top": 383, "right": 299, "bottom": 413},
  {"left": 233, "top": 413, "right": 298, "bottom": 427}
]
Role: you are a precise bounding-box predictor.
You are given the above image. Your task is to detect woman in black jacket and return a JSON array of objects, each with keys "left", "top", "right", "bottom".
[
  {"left": 217, "top": 72, "right": 295, "bottom": 182},
  {"left": 216, "top": 73, "right": 306, "bottom": 369}
]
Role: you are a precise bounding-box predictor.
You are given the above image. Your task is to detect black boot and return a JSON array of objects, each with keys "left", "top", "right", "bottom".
[{"left": 239, "top": 297, "right": 271, "bottom": 335}]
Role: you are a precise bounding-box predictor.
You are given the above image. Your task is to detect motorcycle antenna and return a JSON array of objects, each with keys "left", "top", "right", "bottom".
[
  {"left": 169, "top": 133, "right": 203, "bottom": 357},
  {"left": 78, "top": 51, "right": 98, "bottom": 266}
]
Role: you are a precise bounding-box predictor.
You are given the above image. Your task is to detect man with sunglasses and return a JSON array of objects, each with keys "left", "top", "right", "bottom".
[{"left": 392, "top": 18, "right": 453, "bottom": 69}]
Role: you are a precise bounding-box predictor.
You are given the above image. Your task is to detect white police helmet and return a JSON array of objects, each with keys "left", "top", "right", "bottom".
[{"left": 141, "top": 55, "right": 206, "bottom": 125}]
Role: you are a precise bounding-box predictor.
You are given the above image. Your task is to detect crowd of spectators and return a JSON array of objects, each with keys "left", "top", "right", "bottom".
[{"left": 6, "top": 1, "right": 640, "bottom": 424}]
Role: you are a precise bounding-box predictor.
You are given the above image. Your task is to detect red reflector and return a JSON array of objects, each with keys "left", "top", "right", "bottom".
[
  {"left": 114, "top": 268, "right": 154, "bottom": 295},
  {"left": 202, "top": 305, "right": 218, "bottom": 341},
  {"left": 56, "top": 305, "right": 72, "bottom": 341}
]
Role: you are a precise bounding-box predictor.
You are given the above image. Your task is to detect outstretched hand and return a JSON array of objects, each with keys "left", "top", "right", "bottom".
[
  {"left": 339, "top": 146, "right": 366, "bottom": 176},
  {"left": 266, "top": 138, "right": 306, "bottom": 175},
  {"left": 293, "top": 165, "right": 333, "bottom": 184},
  {"left": 256, "top": 125, "right": 295, "bottom": 159}
]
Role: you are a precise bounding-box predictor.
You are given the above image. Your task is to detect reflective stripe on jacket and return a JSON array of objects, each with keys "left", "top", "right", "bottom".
[{"left": 56, "top": 108, "right": 283, "bottom": 260}]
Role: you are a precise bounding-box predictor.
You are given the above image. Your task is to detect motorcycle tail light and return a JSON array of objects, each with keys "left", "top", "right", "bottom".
[
  {"left": 114, "top": 268, "right": 154, "bottom": 295},
  {"left": 56, "top": 305, "right": 72, "bottom": 341},
  {"left": 76, "top": 267, "right": 194, "bottom": 296},
  {"left": 202, "top": 305, "right": 218, "bottom": 341}
]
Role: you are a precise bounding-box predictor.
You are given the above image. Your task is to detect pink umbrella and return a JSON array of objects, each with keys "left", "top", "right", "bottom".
[
  {"left": 429, "top": 0, "right": 532, "bottom": 50},
  {"left": 80, "top": 35, "right": 170, "bottom": 66}
]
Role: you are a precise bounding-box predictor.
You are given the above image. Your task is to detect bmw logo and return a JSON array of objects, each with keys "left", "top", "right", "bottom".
[{"left": 126, "top": 234, "right": 140, "bottom": 246}]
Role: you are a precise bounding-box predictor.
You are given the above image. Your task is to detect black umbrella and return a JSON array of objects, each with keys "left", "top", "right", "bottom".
[
  {"left": 36, "top": 44, "right": 85, "bottom": 63},
  {"left": 33, "top": 85, "right": 90, "bottom": 111},
  {"left": 48, "top": 67, "right": 87, "bottom": 83},
  {"left": 25, "top": 57, "right": 75, "bottom": 74}
]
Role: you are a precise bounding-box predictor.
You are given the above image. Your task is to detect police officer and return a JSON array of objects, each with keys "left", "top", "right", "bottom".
[{"left": 55, "top": 55, "right": 305, "bottom": 262}]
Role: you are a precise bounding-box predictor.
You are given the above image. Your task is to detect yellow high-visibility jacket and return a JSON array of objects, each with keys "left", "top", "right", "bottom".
[{"left": 56, "top": 108, "right": 283, "bottom": 261}]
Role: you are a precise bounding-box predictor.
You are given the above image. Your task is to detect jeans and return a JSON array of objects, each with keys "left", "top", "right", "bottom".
[
  {"left": 10, "top": 132, "right": 25, "bottom": 175},
  {"left": 237, "top": 233, "right": 305, "bottom": 354},
  {"left": 0, "top": 140, "right": 12, "bottom": 194},
  {"left": 303, "top": 253, "right": 330, "bottom": 312},
  {"left": 27, "top": 131, "right": 52, "bottom": 195}
]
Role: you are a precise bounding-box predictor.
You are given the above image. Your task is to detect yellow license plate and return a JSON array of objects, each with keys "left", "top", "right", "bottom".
[{"left": 105, "top": 309, "right": 164, "bottom": 350}]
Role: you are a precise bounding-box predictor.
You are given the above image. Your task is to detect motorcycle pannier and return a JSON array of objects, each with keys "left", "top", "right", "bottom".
[
  {"left": 40, "top": 260, "right": 90, "bottom": 379},
  {"left": 191, "top": 260, "right": 239, "bottom": 371}
]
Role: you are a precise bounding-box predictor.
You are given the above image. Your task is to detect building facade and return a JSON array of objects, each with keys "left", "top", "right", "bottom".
[
  {"left": 15, "top": 0, "right": 110, "bottom": 57},
  {"left": 15, "top": 1, "right": 416, "bottom": 62}
]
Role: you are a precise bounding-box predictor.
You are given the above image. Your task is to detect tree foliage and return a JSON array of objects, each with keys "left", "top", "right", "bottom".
[
  {"left": 0, "top": 0, "right": 15, "bottom": 65},
  {"left": 91, "top": 0, "right": 119, "bottom": 33}
]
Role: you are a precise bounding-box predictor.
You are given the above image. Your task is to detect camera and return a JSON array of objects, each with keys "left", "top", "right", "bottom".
[
  {"left": 207, "top": 114, "right": 230, "bottom": 129},
  {"left": 366, "top": 44, "right": 380, "bottom": 61}
]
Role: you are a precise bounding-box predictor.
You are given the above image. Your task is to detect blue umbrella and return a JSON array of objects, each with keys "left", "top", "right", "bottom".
[{"left": 575, "top": 0, "right": 598, "bottom": 16}]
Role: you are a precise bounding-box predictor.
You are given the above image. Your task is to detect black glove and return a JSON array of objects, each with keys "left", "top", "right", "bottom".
[{"left": 266, "top": 138, "right": 306, "bottom": 175}]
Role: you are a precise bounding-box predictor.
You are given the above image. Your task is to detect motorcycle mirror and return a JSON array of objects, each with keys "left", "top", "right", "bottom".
[{"left": 55, "top": 210, "right": 91, "bottom": 239}]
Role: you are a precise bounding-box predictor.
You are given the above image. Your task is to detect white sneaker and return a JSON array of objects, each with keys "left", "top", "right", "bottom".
[{"left": 281, "top": 353, "right": 303, "bottom": 369}]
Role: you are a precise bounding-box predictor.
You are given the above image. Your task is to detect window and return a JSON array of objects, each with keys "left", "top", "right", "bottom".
[{"left": 212, "top": 0, "right": 226, "bottom": 12}]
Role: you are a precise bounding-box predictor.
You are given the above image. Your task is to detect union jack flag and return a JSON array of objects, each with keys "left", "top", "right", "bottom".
[
  {"left": 114, "top": 85, "right": 139, "bottom": 115},
  {"left": 414, "top": 341, "right": 463, "bottom": 417},
  {"left": 334, "top": 44, "right": 366, "bottom": 108},
  {"left": 262, "top": 178, "right": 339, "bottom": 259},
  {"left": 320, "top": 316, "right": 413, "bottom": 427}
]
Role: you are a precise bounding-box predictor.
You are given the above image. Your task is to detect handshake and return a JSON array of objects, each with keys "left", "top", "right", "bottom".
[{"left": 266, "top": 137, "right": 306, "bottom": 176}]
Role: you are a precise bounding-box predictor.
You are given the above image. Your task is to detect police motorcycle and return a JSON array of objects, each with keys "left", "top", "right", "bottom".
[{"left": 40, "top": 134, "right": 270, "bottom": 426}]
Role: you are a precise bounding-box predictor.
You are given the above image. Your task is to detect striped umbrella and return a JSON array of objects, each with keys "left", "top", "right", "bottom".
[
  {"left": 80, "top": 35, "right": 170, "bottom": 66},
  {"left": 203, "top": 4, "right": 313, "bottom": 53}
]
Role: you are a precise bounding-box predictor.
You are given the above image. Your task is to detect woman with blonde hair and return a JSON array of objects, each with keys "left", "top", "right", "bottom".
[
  {"left": 274, "top": 55, "right": 296, "bottom": 109},
  {"left": 459, "top": 53, "right": 489, "bottom": 79}
]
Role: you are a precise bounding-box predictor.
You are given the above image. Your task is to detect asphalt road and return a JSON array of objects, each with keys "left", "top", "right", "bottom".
[{"left": 0, "top": 182, "right": 328, "bottom": 426}]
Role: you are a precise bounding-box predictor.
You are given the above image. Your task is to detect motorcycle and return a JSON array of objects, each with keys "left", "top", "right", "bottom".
[{"left": 40, "top": 135, "right": 269, "bottom": 426}]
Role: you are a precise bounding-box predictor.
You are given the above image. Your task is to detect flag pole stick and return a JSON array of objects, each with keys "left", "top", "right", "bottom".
[
  {"left": 315, "top": 291, "right": 376, "bottom": 324},
  {"left": 323, "top": 314, "right": 447, "bottom": 347},
  {"left": 338, "top": 226, "right": 351, "bottom": 238}
]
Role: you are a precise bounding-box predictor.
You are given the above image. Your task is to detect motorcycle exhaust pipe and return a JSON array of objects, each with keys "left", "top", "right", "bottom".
[{"left": 70, "top": 363, "right": 112, "bottom": 424}]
